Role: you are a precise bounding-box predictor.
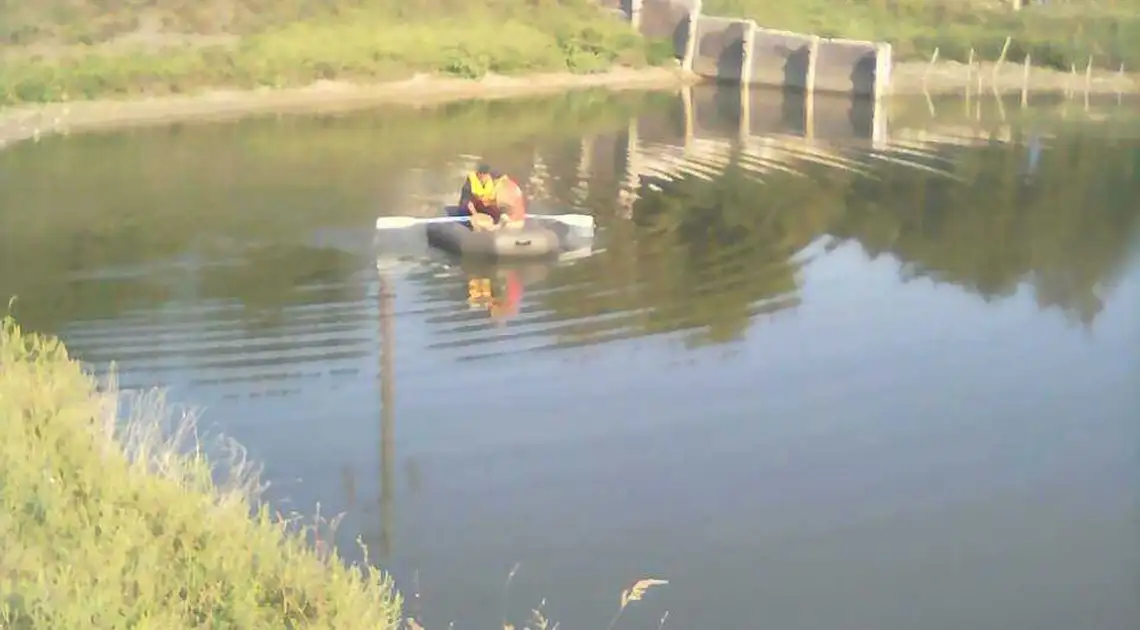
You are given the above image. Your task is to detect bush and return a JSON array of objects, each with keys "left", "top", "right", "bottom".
[
  {"left": 0, "top": 0, "right": 669, "bottom": 105},
  {"left": 0, "top": 314, "right": 403, "bottom": 629}
]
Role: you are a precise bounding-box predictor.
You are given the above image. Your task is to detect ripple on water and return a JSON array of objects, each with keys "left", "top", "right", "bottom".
[{"left": 7, "top": 87, "right": 1140, "bottom": 630}]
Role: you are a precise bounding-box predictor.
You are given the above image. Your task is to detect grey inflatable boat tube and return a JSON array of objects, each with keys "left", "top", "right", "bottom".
[{"left": 426, "top": 218, "right": 570, "bottom": 259}]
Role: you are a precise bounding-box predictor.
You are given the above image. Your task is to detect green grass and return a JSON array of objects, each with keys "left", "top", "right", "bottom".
[
  {"left": 0, "top": 0, "right": 675, "bottom": 105},
  {"left": 703, "top": 0, "right": 1140, "bottom": 72},
  {"left": 0, "top": 314, "right": 404, "bottom": 629}
]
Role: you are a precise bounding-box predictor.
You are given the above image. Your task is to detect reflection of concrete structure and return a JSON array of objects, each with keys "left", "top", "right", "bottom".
[
  {"left": 458, "top": 85, "right": 1091, "bottom": 239},
  {"left": 571, "top": 136, "right": 593, "bottom": 206},
  {"left": 527, "top": 86, "right": 1123, "bottom": 220},
  {"left": 487, "top": 87, "right": 1066, "bottom": 231},
  {"left": 596, "top": 85, "right": 1078, "bottom": 209},
  {"left": 521, "top": 84, "right": 1084, "bottom": 228},
  {"left": 620, "top": 84, "right": 888, "bottom": 187}
]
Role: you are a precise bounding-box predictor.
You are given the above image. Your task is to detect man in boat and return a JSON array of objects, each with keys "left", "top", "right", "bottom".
[{"left": 457, "top": 162, "right": 527, "bottom": 231}]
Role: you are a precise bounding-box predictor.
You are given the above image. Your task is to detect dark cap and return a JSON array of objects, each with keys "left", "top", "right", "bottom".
[{"left": 476, "top": 162, "right": 492, "bottom": 174}]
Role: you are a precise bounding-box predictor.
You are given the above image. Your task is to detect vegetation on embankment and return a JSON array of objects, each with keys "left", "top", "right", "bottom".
[
  {"left": 0, "top": 315, "right": 403, "bottom": 629},
  {"left": 704, "top": 0, "right": 1140, "bottom": 72},
  {"left": 0, "top": 0, "right": 674, "bottom": 106}
]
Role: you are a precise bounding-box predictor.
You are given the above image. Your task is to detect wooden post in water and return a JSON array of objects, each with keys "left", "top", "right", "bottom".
[
  {"left": 922, "top": 47, "right": 939, "bottom": 93},
  {"left": 377, "top": 274, "right": 396, "bottom": 561},
  {"left": 1118, "top": 63, "right": 1125, "bottom": 106},
  {"left": 992, "top": 36, "right": 1011, "bottom": 86},
  {"left": 993, "top": 80, "right": 1007, "bottom": 122},
  {"left": 975, "top": 59, "right": 983, "bottom": 99},
  {"left": 1021, "top": 54, "right": 1031, "bottom": 108},
  {"left": 1084, "top": 56, "right": 1093, "bottom": 112},
  {"left": 964, "top": 48, "right": 974, "bottom": 117},
  {"left": 966, "top": 48, "right": 975, "bottom": 97},
  {"left": 923, "top": 47, "right": 939, "bottom": 116},
  {"left": 989, "top": 42, "right": 1009, "bottom": 123}
]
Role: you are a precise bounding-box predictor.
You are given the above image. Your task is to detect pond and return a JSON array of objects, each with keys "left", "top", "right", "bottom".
[{"left": 1, "top": 85, "right": 1138, "bottom": 630}]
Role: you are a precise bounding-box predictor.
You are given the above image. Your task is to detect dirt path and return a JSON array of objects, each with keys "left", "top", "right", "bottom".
[{"left": 0, "top": 67, "right": 697, "bottom": 149}]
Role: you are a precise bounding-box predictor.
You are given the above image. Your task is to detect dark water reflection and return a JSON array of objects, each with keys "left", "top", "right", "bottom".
[{"left": 1, "top": 86, "right": 1138, "bottom": 630}]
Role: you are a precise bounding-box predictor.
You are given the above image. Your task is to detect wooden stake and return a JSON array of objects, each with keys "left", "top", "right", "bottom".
[
  {"left": 923, "top": 47, "right": 939, "bottom": 90},
  {"left": 993, "top": 81, "right": 1006, "bottom": 122},
  {"left": 966, "top": 48, "right": 975, "bottom": 92},
  {"left": 992, "top": 36, "right": 1012, "bottom": 83},
  {"left": 1085, "top": 56, "right": 1093, "bottom": 111},
  {"left": 1119, "top": 63, "right": 1125, "bottom": 106},
  {"left": 1021, "top": 54, "right": 1031, "bottom": 108}
]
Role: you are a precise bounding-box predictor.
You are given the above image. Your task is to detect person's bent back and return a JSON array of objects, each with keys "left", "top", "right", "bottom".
[{"left": 494, "top": 176, "right": 527, "bottom": 229}]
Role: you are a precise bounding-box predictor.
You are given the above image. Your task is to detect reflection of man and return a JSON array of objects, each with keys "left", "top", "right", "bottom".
[{"left": 466, "top": 270, "right": 523, "bottom": 323}]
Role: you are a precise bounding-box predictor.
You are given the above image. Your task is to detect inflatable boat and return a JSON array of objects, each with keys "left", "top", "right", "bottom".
[{"left": 426, "top": 210, "right": 575, "bottom": 259}]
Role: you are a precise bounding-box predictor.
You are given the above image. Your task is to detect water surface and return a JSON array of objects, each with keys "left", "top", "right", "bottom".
[{"left": 2, "top": 87, "right": 1138, "bottom": 630}]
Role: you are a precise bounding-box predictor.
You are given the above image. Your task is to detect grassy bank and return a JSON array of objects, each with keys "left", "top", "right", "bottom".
[
  {"left": 0, "top": 0, "right": 673, "bottom": 105},
  {"left": 705, "top": 0, "right": 1140, "bottom": 72},
  {"left": 0, "top": 315, "right": 403, "bottom": 629}
]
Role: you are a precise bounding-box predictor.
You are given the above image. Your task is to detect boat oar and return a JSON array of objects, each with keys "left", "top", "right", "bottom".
[{"left": 375, "top": 214, "right": 595, "bottom": 231}]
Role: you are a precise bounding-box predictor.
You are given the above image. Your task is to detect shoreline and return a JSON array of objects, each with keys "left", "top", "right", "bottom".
[
  {"left": 887, "top": 60, "right": 1140, "bottom": 97},
  {"left": 2, "top": 61, "right": 1137, "bottom": 149},
  {"left": 0, "top": 67, "right": 696, "bottom": 149}
]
